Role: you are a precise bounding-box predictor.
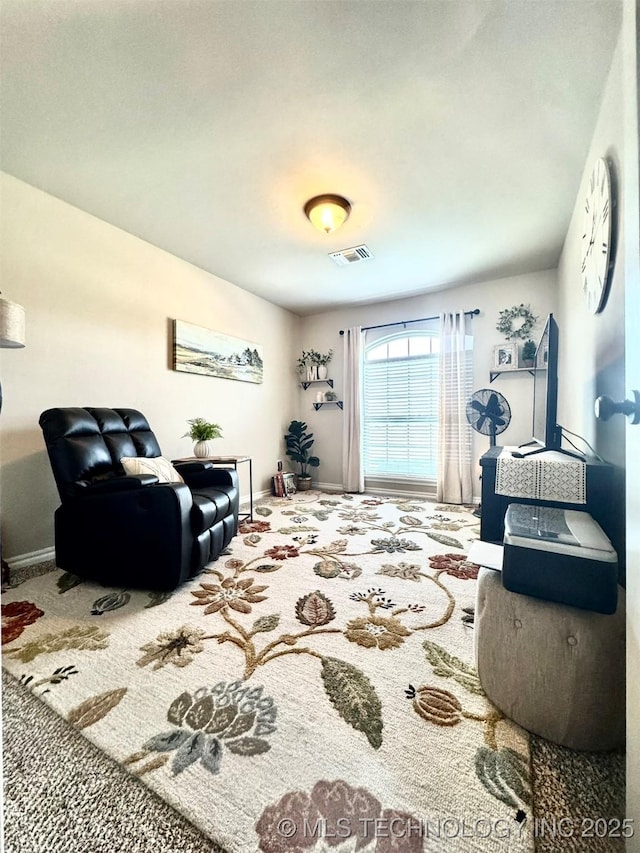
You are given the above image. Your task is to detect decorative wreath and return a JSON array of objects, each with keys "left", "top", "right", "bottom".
[{"left": 496, "top": 304, "right": 538, "bottom": 341}]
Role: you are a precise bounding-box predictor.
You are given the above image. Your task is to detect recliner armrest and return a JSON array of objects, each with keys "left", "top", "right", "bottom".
[
  {"left": 172, "top": 461, "right": 214, "bottom": 475},
  {"left": 175, "top": 466, "right": 239, "bottom": 491},
  {"left": 74, "top": 474, "right": 160, "bottom": 494}
]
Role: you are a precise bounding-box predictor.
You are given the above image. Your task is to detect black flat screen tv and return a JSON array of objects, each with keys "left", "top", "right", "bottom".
[{"left": 531, "top": 313, "right": 561, "bottom": 450}]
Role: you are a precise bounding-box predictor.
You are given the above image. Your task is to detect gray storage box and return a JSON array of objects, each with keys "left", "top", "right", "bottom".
[{"left": 503, "top": 503, "right": 618, "bottom": 614}]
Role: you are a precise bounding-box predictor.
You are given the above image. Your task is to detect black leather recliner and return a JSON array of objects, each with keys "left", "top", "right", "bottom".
[{"left": 39, "top": 407, "right": 239, "bottom": 590}]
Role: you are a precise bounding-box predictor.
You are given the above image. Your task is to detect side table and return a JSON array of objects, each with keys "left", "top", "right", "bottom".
[{"left": 177, "top": 455, "right": 253, "bottom": 523}]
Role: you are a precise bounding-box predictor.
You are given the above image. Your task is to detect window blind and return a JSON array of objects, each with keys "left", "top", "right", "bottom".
[{"left": 363, "top": 352, "right": 440, "bottom": 479}]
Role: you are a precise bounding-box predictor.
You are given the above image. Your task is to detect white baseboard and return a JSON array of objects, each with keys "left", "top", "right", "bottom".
[
  {"left": 244, "top": 488, "right": 271, "bottom": 506},
  {"left": 7, "top": 546, "right": 56, "bottom": 570},
  {"left": 313, "top": 481, "right": 481, "bottom": 505},
  {"left": 314, "top": 480, "right": 440, "bottom": 500}
]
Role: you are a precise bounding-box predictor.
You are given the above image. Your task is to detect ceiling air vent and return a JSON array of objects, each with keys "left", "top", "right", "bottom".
[{"left": 328, "top": 245, "right": 374, "bottom": 267}]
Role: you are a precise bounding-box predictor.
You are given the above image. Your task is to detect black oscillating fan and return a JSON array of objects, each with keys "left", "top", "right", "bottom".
[{"left": 466, "top": 389, "right": 511, "bottom": 447}]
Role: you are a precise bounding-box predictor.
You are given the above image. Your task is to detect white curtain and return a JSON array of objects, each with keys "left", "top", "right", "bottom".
[
  {"left": 342, "top": 326, "right": 365, "bottom": 492},
  {"left": 437, "top": 312, "right": 473, "bottom": 503}
]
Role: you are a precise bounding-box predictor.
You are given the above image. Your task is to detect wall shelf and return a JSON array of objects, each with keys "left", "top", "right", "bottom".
[
  {"left": 301, "top": 378, "right": 334, "bottom": 390},
  {"left": 489, "top": 367, "right": 537, "bottom": 383},
  {"left": 313, "top": 401, "right": 343, "bottom": 411}
]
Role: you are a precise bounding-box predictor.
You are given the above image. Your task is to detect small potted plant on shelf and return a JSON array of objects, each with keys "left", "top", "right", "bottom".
[
  {"left": 521, "top": 339, "right": 537, "bottom": 368},
  {"left": 297, "top": 351, "right": 312, "bottom": 379},
  {"left": 284, "top": 419, "right": 320, "bottom": 490},
  {"left": 183, "top": 417, "right": 223, "bottom": 458},
  {"left": 297, "top": 349, "right": 333, "bottom": 381},
  {"left": 316, "top": 349, "right": 333, "bottom": 380}
]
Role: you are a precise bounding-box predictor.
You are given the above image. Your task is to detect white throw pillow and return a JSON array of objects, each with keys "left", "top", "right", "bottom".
[{"left": 120, "top": 456, "right": 184, "bottom": 484}]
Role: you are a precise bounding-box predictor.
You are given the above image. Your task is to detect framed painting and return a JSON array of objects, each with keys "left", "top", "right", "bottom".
[{"left": 173, "top": 320, "right": 263, "bottom": 384}]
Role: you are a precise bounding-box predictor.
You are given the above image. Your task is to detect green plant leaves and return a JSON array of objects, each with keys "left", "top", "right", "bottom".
[
  {"left": 313, "top": 560, "right": 342, "bottom": 579},
  {"left": 422, "top": 641, "right": 483, "bottom": 695},
  {"left": 252, "top": 614, "right": 280, "bottom": 633},
  {"left": 475, "top": 747, "right": 531, "bottom": 809},
  {"left": 145, "top": 590, "right": 173, "bottom": 608},
  {"left": 321, "top": 539, "right": 348, "bottom": 554},
  {"left": 377, "top": 563, "right": 422, "bottom": 581},
  {"left": 3, "top": 625, "right": 109, "bottom": 663},
  {"left": 425, "top": 532, "right": 463, "bottom": 549},
  {"left": 91, "top": 590, "right": 130, "bottom": 616},
  {"left": 320, "top": 657, "right": 383, "bottom": 749},
  {"left": 399, "top": 515, "right": 423, "bottom": 527}
]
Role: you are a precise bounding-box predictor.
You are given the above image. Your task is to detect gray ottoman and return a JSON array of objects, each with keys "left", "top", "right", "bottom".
[{"left": 474, "top": 568, "right": 625, "bottom": 751}]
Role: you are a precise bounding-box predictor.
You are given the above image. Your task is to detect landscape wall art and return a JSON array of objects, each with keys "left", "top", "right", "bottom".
[{"left": 173, "top": 320, "right": 264, "bottom": 384}]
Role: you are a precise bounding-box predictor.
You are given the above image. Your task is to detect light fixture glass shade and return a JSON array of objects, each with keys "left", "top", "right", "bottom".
[
  {"left": 0, "top": 298, "right": 26, "bottom": 348},
  {"left": 304, "top": 194, "right": 351, "bottom": 234}
]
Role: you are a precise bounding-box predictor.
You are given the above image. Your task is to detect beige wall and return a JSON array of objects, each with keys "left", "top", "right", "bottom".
[
  {"left": 0, "top": 173, "right": 299, "bottom": 560},
  {"left": 298, "top": 270, "right": 557, "bottom": 494},
  {"left": 557, "top": 39, "right": 626, "bottom": 464},
  {"left": 621, "top": 0, "right": 639, "bottom": 842},
  {"left": 558, "top": 19, "right": 639, "bottom": 844},
  {"left": 557, "top": 35, "right": 626, "bottom": 564}
]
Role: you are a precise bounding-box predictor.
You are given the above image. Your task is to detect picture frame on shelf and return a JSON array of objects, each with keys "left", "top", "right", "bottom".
[{"left": 493, "top": 343, "right": 517, "bottom": 370}]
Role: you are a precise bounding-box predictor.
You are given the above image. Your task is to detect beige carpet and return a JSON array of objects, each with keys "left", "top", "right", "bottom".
[{"left": 1, "top": 492, "right": 622, "bottom": 852}]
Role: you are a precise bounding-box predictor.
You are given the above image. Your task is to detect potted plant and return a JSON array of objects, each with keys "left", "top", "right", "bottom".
[
  {"left": 297, "top": 351, "right": 311, "bottom": 379},
  {"left": 284, "top": 420, "right": 320, "bottom": 490},
  {"left": 521, "top": 339, "right": 537, "bottom": 368},
  {"left": 297, "top": 349, "right": 333, "bottom": 381},
  {"left": 316, "top": 349, "right": 333, "bottom": 380},
  {"left": 183, "top": 417, "right": 223, "bottom": 458}
]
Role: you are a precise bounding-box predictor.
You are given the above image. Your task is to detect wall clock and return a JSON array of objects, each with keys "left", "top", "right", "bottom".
[{"left": 581, "top": 157, "right": 613, "bottom": 314}]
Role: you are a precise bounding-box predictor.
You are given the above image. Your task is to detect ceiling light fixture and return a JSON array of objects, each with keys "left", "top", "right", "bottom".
[{"left": 304, "top": 194, "right": 351, "bottom": 235}]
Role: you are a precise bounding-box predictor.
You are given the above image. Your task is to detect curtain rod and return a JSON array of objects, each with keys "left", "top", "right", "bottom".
[{"left": 339, "top": 308, "right": 480, "bottom": 336}]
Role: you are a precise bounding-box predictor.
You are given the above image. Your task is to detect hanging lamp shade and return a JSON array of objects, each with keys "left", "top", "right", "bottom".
[
  {"left": 0, "top": 298, "right": 25, "bottom": 348},
  {"left": 304, "top": 194, "right": 351, "bottom": 234}
]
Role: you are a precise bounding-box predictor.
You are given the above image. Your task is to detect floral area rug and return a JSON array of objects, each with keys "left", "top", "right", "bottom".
[{"left": 1, "top": 492, "right": 532, "bottom": 852}]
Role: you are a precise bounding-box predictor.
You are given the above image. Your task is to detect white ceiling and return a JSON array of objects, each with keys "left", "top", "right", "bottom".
[{"left": 1, "top": 1, "right": 621, "bottom": 315}]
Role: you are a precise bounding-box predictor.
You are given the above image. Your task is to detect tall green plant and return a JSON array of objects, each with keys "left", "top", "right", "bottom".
[{"left": 284, "top": 420, "right": 320, "bottom": 477}]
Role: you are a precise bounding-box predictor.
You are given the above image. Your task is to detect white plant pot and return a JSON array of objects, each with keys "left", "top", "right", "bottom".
[
  {"left": 194, "top": 440, "right": 214, "bottom": 458},
  {"left": 317, "top": 365, "right": 328, "bottom": 380}
]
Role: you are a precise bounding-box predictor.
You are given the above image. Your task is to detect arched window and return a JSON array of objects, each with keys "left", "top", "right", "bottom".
[
  {"left": 363, "top": 327, "right": 471, "bottom": 486},
  {"left": 363, "top": 330, "right": 440, "bottom": 481}
]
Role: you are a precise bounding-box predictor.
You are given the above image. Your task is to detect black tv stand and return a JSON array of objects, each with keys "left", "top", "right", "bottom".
[{"left": 479, "top": 446, "right": 613, "bottom": 544}]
